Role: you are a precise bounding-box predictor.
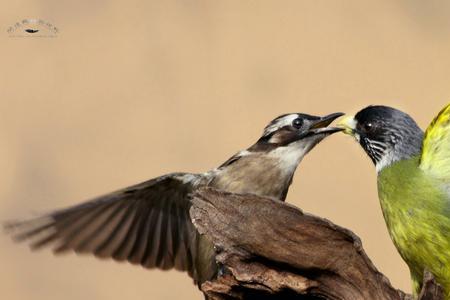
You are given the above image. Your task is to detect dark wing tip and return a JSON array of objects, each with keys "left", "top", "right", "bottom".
[
  {"left": 3, "top": 215, "right": 56, "bottom": 245},
  {"left": 3, "top": 219, "right": 30, "bottom": 237},
  {"left": 3, "top": 220, "right": 19, "bottom": 232}
]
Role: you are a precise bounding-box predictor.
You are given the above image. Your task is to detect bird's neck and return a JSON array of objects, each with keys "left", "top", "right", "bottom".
[
  {"left": 376, "top": 131, "right": 423, "bottom": 173},
  {"left": 210, "top": 147, "right": 305, "bottom": 201}
]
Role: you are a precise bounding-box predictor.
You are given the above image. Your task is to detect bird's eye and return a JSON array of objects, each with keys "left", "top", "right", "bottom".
[
  {"left": 292, "top": 118, "right": 303, "bottom": 129},
  {"left": 363, "top": 122, "right": 374, "bottom": 132}
]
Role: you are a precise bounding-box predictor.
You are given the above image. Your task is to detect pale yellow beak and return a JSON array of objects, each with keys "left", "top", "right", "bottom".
[{"left": 336, "top": 115, "right": 357, "bottom": 135}]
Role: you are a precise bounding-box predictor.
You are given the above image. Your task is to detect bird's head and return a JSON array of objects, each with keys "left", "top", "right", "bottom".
[
  {"left": 216, "top": 112, "right": 344, "bottom": 199},
  {"left": 337, "top": 105, "right": 423, "bottom": 172},
  {"left": 251, "top": 112, "right": 344, "bottom": 154}
]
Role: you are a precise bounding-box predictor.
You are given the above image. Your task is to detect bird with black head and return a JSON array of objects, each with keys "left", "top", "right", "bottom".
[{"left": 338, "top": 104, "right": 450, "bottom": 298}]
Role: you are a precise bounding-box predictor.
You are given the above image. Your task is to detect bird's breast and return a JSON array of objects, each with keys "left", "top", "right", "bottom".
[
  {"left": 209, "top": 155, "right": 296, "bottom": 201},
  {"left": 377, "top": 159, "right": 450, "bottom": 291}
]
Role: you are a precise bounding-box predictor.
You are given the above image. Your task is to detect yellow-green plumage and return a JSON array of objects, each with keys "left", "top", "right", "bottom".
[
  {"left": 378, "top": 156, "right": 450, "bottom": 297},
  {"left": 421, "top": 104, "right": 450, "bottom": 180}
]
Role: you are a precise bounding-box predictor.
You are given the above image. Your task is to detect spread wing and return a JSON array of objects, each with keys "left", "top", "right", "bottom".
[
  {"left": 4, "top": 173, "right": 205, "bottom": 279},
  {"left": 420, "top": 103, "right": 450, "bottom": 180}
]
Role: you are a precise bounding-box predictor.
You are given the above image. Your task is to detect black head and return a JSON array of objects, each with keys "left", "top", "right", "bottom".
[
  {"left": 339, "top": 105, "right": 423, "bottom": 170},
  {"left": 250, "top": 112, "right": 344, "bottom": 151}
]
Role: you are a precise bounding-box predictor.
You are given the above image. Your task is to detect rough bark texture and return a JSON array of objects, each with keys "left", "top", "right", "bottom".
[{"left": 190, "top": 188, "right": 443, "bottom": 300}]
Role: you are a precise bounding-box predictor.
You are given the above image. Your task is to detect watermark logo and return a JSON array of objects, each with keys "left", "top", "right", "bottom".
[{"left": 7, "top": 19, "right": 58, "bottom": 38}]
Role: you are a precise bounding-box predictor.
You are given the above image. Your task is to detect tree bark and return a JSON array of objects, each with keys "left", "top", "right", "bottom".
[{"left": 189, "top": 188, "right": 444, "bottom": 300}]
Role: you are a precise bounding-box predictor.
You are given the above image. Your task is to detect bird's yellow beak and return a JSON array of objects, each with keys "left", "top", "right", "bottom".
[{"left": 336, "top": 115, "right": 357, "bottom": 135}]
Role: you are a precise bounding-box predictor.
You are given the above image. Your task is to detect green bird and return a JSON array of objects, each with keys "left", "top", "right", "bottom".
[{"left": 338, "top": 103, "right": 450, "bottom": 298}]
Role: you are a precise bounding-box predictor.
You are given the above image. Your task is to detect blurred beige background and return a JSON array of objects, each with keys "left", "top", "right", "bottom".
[{"left": 1, "top": 1, "right": 450, "bottom": 299}]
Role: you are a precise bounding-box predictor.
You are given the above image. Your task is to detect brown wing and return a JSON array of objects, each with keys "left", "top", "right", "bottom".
[{"left": 4, "top": 173, "right": 205, "bottom": 279}]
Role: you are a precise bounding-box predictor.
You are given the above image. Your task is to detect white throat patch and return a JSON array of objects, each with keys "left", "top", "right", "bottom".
[
  {"left": 375, "top": 151, "right": 396, "bottom": 172},
  {"left": 268, "top": 140, "right": 307, "bottom": 176}
]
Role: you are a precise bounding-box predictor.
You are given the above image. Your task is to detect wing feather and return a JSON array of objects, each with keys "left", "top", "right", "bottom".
[
  {"left": 5, "top": 173, "right": 205, "bottom": 281},
  {"left": 58, "top": 200, "right": 132, "bottom": 254},
  {"left": 143, "top": 206, "right": 163, "bottom": 268},
  {"left": 88, "top": 201, "right": 137, "bottom": 257},
  {"left": 31, "top": 201, "right": 121, "bottom": 250},
  {"left": 128, "top": 207, "right": 155, "bottom": 265},
  {"left": 111, "top": 201, "right": 146, "bottom": 261},
  {"left": 420, "top": 103, "right": 450, "bottom": 180}
]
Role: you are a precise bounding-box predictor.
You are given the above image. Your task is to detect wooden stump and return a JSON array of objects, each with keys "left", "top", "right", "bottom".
[{"left": 190, "top": 188, "right": 443, "bottom": 300}]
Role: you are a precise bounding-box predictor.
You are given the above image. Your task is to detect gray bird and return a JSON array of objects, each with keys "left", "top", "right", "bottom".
[{"left": 6, "top": 112, "right": 343, "bottom": 290}]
